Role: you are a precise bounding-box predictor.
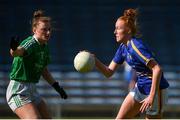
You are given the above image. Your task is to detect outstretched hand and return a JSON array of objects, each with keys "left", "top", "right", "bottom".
[
  {"left": 52, "top": 82, "right": 68, "bottom": 99},
  {"left": 10, "top": 36, "right": 20, "bottom": 51}
]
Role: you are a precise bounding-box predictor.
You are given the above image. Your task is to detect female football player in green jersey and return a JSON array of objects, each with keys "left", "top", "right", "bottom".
[{"left": 6, "top": 10, "right": 68, "bottom": 119}]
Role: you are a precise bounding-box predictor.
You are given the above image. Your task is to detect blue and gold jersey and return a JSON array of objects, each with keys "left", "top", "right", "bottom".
[{"left": 113, "top": 37, "right": 169, "bottom": 95}]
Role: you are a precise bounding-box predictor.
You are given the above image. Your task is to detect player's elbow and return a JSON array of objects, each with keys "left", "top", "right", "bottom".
[
  {"left": 157, "top": 66, "right": 162, "bottom": 74},
  {"left": 10, "top": 47, "right": 24, "bottom": 57},
  {"left": 153, "top": 65, "right": 162, "bottom": 74},
  {"left": 10, "top": 49, "right": 17, "bottom": 57}
]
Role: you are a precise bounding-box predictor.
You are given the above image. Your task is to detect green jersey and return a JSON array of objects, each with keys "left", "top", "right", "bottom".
[{"left": 10, "top": 36, "right": 51, "bottom": 83}]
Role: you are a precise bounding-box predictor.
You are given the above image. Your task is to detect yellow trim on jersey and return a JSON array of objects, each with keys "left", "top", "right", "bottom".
[{"left": 131, "top": 40, "right": 149, "bottom": 64}]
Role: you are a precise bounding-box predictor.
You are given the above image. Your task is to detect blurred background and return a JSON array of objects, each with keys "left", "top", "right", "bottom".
[{"left": 0, "top": 0, "right": 179, "bottom": 119}]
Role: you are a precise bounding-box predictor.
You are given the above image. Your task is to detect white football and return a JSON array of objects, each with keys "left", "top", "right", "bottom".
[{"left": 74, "top": 51, "right": 95, "bottom": 73}]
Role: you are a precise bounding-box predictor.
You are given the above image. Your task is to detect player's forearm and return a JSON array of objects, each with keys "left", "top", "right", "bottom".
[
  {"left": 150, "top": 65, "right": 162, "bottom": 97},
  {"left": 10, "top": 47, "right": 24, "bottom": 57},
  {"left": 42, "top": 67, "right": 56, "bottom": 85},
  {"left": 42, "top": 68, "right": 68, "bottom": 99},
  {"left": 95, "top": 57, "right": 113, "bottom": 78}
]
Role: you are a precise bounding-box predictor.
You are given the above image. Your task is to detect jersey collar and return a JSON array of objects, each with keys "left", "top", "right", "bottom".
[{"left": 33, "top": 35, "right": 41, "bottom": 45}]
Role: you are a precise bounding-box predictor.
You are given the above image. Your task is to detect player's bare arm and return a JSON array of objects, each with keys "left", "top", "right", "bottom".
[
  {"left": 42, "top": 67, "right": 56, "bottom": 85},
  {"left": 42, "top": 67, "right": 68, "bottom": 99},
  {"left": 148, "top": 60, "right": 162, "bottom": 97},
  {"left": 95, "top": 58, "right": 119, "bottom": 78},
  {"left": 140, "top": 59, "right": 162, "bottom": 112}
]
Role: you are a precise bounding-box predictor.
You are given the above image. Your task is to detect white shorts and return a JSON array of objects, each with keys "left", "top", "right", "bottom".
[
  {"left": 6, "top": 80, "right": 42, "bottom": 111},
  {"left": 130, "top": 84, "right": 168, "bottom": 115}
]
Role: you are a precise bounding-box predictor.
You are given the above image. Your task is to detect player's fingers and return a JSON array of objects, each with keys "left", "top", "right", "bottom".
[
  {"left": 79, "top": 50, "right": 90, "bottom": 53},
  {"left": 140, "top": 103, "right": 144, "bottom": 112},
  {"left": 145, "top": 104, "right": 149, "bottom": 111},
  {"left": 141, "top": 102, "right": 150, "bottom": 113},
  {"left": 90, "top": 53, "right": 95, "bottom": 58},
  {"left": 140, "top": 102, "right": 147, "bottom": 113},
  {"left": 140, "top": 99, "right": 145, "bottom": 103},
  {"left": 149, "top": 104, "right": 152, "bottom": 109},
  {"left": 60, "top": 90, "right": 68, "bottom": 99},
  {"left": 63, "top": 95, "right": 67, "bottom": 99}
]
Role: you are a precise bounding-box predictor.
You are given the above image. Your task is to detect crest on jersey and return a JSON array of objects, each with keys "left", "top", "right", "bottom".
[{"left": 127, "top": 52, "right": 132, "bottom": 61}]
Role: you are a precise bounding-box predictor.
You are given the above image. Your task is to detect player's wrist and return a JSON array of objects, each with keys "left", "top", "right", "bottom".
[
  {"left": 52, "top": 81, "right": 68, "bottom": 99},
  {"left": 52, "top": 81, "right": 59, "bottom": 88},
  {"left": 52, "top": 82, "right": 64, "bottom": 91}
]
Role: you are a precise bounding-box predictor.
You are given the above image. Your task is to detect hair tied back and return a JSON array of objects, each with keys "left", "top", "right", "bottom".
[{"left": 33, "top": 10, "right": 44, "bottom": 18}]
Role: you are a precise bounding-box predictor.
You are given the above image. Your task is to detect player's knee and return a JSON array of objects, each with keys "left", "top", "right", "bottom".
[
  {"left": 16, "top": 112, "right": 42, "bottom": 119},
  {"left": 116, "top": 112, "right": 132, "bottom": 119},
  {"left": 15, "top": 107, "right": 42, "bottom": 119}
]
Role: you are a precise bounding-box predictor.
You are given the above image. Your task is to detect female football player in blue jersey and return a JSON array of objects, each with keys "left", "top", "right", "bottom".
[
  {"left": 7, "top": 10, "right": 68, "bottom": 119},
  {"left": 93, "top": 8, "right": 169, "bottom": 119}
]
